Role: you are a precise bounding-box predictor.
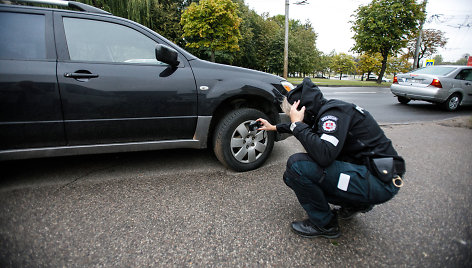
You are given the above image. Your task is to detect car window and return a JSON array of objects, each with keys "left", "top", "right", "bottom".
[
  {"left": 454, "top": 69, "right": 472, "bottom": 82},
  {"left": 411, "top": 66, "right": 456, "bottom": 76},
  {"left": 63, "top": 17, "right": 164, "bottom": 65},
  {"left": 0, "top": 12, "right": 46, "bottom": 60}
]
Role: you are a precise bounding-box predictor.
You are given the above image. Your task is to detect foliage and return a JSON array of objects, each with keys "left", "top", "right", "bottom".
[
  {"left": 313, "top": 52, "right": 332, "bottom": 77},
  {"left": 406, "top": 29, "right": 448, "bottom": 68},
  {"left": 49, "top": 0, "right": 439, "bottom": 80},
  {"left": 433, "top": 55, "right": 444, "bottom": 65},
  {"left": 351, "top": 0, "right": 425, "bottom": 83},
  {"left": 288, "top": 20, "right": 320, "bottom": 77},
  {"left": 76, "top": 0, "right": 192, "bottom": 46},
  {"left": 356, "top": 53, "right": 382, "bottom": 79},
  {"left": 331, "top": 53, "right": 356, "bottom": 79},
  {"left": 386, "top": 56, "right": 410, "bottom": 75},
  {"left": 180, "top": 0, "right": 242, "bottom": 62},
  {"left": 438, "top": 54, "right": 470, "bottom": 65}
]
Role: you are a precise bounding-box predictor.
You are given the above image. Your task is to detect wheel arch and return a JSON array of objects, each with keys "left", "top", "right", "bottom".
[
  {"left": 446, "top": 89, "right": 464, "bottom": 103},
  {"left": 206, "top": 95, "right": 280, "bottom": 149}
]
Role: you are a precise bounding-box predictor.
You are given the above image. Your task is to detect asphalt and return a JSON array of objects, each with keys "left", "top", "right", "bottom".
[{"left": 0, "top": 117, "right": 471, "bottom": 267}]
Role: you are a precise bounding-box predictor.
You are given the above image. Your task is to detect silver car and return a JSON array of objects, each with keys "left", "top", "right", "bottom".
[{"left": 390, "top": 65, "right": 472, "bottom": 111}]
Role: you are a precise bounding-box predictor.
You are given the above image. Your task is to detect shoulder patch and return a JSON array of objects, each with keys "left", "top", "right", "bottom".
[
  {"left": 322, "top": 120, "right": 337, "bottom": 132},
  {"left": 321, "top": 115, "right": 338, "bottom": 122},
  {"left": 320, "top": 115, "right": 338, "bottom": 133}
]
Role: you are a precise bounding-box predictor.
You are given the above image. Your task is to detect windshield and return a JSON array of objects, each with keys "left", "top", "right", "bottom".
[{"left": 411, "top": 66, "right": 456, "bottom": 76}]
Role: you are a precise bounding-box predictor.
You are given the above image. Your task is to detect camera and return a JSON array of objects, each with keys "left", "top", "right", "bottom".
[{"left": 248, "top": 120, "right": 262, "bottom": 131}]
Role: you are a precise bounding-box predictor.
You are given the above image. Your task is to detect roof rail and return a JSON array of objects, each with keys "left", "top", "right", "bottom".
[{"left": 7, "top": 0, "right": 111, "bottom": 15}]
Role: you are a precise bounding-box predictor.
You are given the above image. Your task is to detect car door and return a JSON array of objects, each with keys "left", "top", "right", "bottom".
[
  {"left": 454, "top": 68, "right": 472, "bottom": 105},
  {"left": 54, "top": 12, "right": 197, "bottom": 146},
  {"left": 0, "top": 7, "right": 65, "bottom": 151}
]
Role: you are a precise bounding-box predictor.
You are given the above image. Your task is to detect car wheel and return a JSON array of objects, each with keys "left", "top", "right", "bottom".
[
  {"left": 442, "top": 93, "right": 461, "bottom": 111},
  {"left": 397, "top": 96, "right": 410, "bottom": 104},
  {"left": 213, "top": 108, "right": 275, "bottom": 172}
]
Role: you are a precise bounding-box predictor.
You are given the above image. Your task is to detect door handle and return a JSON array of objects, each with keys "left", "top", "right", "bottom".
[{"left": 64, "top": 72, "right": 99, "bottom": 79}]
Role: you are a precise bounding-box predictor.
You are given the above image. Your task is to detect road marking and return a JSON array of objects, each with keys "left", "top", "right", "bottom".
[{"left": 326, "top": 92, "right": 377, "bottom": 94}]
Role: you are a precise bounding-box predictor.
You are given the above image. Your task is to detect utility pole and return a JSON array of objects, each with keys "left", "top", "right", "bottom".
[
  {"left": 413, "top": 0, "right": 428, "bottom": 69},
  {"left": 283, "top": 0, "right": 308, "bottom": 79},
  {"left": 283, "top": 0, "right": 289, "bottom": 79}
]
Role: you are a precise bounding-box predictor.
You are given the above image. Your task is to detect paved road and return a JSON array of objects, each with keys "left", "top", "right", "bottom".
[
  {"left": 320, "top": 86, "right": 472, "bottom": 124},
  {"left": 1, "top": 117, "right": 471, "bottom": 267}
]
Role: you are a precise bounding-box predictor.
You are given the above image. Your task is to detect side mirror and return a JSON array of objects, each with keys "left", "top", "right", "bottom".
[{"left": 155, "top": 44, "right": 180, "bottom": 67}]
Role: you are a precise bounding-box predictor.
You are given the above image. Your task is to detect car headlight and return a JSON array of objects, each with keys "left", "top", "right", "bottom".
[{"left": 281, "top": 81, "right": 295, "bottom": 92}]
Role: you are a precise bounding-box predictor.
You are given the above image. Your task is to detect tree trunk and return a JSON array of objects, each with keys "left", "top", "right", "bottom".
[
  {"left": 211, "top": 50, "right": 215, "bottom": 62},
  {"left": 378, "top": 52, "right": 388, "bottom": 84},
  {"left": 339, "top": 72, "right": 342, "bottom": 80}
]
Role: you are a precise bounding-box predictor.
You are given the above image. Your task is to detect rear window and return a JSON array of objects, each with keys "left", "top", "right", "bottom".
[
  {"left": 410, "top": 66, "right": 456, "bottom": 76},
  {"left": 0, "top": 12, "right": 46, "bottom": 60}
]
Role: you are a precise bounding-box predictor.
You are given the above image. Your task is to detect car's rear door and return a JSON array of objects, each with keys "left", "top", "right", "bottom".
[
  {"left": 0, "top": 6, "right": 65, "bottom": 152},
  {"left": 454, "top": 68, "right": 472, "bottom": 105},
  {"left": 54, "top": 12, "right": 197, "bottom": 146}
]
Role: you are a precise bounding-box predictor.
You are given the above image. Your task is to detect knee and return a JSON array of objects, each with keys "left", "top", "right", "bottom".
[
  {"left": 286, "top": 153, "right": 312, "bottom": 169},
  {"left": 283, "top": 153, "right": 323, "bottom": 186},
  {"left": 283, "top": 153, "right": 313, "bottom": 186}
]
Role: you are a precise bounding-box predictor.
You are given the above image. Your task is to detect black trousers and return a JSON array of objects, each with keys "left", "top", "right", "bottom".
[{"left": 283, "top": 153, "right": 400, "bottom": 227}]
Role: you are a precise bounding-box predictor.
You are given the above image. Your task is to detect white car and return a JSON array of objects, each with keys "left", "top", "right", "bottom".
[
  {"left": 390, "top": 66, "right": 472, "bottom": 111},
  {"left": 366, "top": 75, "right": 390, "bottom": 82}
]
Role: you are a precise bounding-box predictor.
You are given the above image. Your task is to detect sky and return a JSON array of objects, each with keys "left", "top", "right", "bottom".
[{"left": 244, "top": 0, "right": 472, "bottom": 62}]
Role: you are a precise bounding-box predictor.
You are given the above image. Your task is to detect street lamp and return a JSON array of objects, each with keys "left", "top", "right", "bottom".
[{"left": 284, "top": 0, "right": 309, "bottom": 79}]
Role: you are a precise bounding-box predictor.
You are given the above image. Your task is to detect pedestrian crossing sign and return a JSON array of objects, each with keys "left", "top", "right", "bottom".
[{"left": 425, "top": 59, "right": 434, "bottom": 67}]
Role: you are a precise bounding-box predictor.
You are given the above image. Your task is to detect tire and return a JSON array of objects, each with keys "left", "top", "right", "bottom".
[
  {"left": 397, "top": 96, "right": 410, "bottom": 104},
  {"left": 441, "top": 93, "right": 461, "bottom": 111},
  {"left": 213, "top": 108, "right": 275, "bottom": 172}
]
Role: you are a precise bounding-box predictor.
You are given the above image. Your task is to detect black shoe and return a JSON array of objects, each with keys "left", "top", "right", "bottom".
[
  {"left": 291, "top": 217, "right": 340, "bottom": 239},
  {"left": 337, "top": 205, "right": 374, "bottom": 220}
]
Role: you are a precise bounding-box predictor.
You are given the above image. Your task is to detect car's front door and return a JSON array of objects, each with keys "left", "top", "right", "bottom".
[{"left": 54, "top": 13, "right": 197, "bottom": 146}]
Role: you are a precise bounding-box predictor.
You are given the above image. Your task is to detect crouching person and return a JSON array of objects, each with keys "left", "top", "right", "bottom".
[{"left": 257, "top": 78, "right": 405, "bottom": 238}]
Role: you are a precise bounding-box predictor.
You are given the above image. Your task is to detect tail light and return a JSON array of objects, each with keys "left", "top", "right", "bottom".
[
  {"left": 430, "top": 79, "right": 442, "bottom": 88},
  {"left": 393, "top": 76, "right": 398, "bottom": 84}
]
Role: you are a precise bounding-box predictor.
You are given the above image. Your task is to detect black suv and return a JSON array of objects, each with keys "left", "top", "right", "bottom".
[{"left": 0, "top": 0, "right": 292, "bottom": 171}]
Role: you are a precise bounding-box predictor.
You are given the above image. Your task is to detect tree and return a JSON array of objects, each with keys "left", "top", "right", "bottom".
[
  {"left": 356, "top": 53, "right": 382, "bottom": 80},
  {"left": 455, "top": 54, "right": 470, "bottom": 65},
  {"left": 313, "top": 52, "right": 331, "bottom": 78},
  {"left": 433, "top": 55, "right": 444, "bottom": 65},
  {"left": 331, "top": 53, "right": 356, "bottom": 80},
  {"left": 180, "top": 0, "right": 242, "bottom": 62},
  {"left": 407, "top": 29, "right": 448, "bottom": 68},
  {"left": 288, "top": 20, "right": 318, "bottom": 77},
  {"left": 386, "top": 56, "right": 410, "bottom": 75},
  {"left": 351, "top": 0, "right": 425, "bottom": 83},
  {"left": 76, "top": 0, "right": 192, "bottom": 46}
]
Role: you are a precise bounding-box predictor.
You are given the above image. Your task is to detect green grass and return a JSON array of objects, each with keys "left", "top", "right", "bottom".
[{"left": 287, "top": 77, "right": 392, "bottom": 87}]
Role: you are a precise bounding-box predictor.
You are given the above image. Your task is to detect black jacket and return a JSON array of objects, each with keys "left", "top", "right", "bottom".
[{"left": 277, "top": 78, "right": 404, "bottom": 174}]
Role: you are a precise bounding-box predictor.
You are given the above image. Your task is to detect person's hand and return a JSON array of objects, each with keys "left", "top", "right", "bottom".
[
  {"left": 256, "top": 118, "right": 276, "bottom": 131},
  {"left": 290, "top": 100, "right": 305, "bottom": 123}
]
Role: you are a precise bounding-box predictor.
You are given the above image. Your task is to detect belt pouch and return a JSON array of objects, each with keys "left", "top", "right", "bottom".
[{"left": 371, "top": 157, "right": 394, "bottom": 183}]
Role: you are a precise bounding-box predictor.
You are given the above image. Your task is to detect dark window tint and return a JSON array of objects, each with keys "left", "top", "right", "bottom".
[
  {"left": 63, "top": 17, "right": 164, "bottom": 64},
  {"left": 0, "top": 12, "right": 46, "bottom": 60},
  {"left": 455, "top": 69, "right": 472, "bottom": 81}
]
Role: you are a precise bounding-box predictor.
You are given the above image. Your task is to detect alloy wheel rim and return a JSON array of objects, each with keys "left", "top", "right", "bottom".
[
  {"left": 230, "top": 120, "right": 268, "bottom": 163},
  {"left": 449, "top": 96, "right": 459, "bottom": 110}
]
